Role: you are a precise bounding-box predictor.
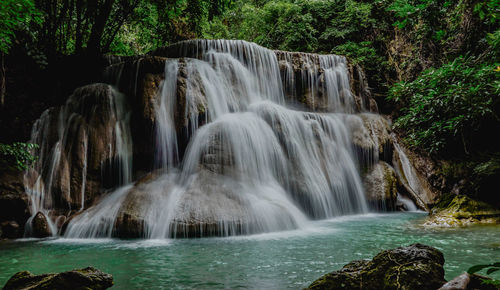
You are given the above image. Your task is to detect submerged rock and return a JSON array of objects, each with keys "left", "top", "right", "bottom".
[
  {"left": 2, "top": 267, "right": 113, "bottom": 290},
  {"left": 307, "top": 243, "right": 446, "bottom": 290},
  {"left": 424, "top": 194, "right": 500, "bottom": 227}
]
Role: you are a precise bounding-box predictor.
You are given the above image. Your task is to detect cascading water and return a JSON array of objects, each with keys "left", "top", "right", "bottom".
[
  {"left": 24, "top": 84, "right": 133, "bottom": 236},
  {"left": 26, "top": 40, "right": 380, "bottom": 239}
]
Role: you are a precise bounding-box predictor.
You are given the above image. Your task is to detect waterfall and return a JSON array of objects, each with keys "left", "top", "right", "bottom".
[
  {"left": 24, "top": 84, "right": 133, "bottom": 236},
  {"left": 27, "top": 40, "right": 375, "bottom": 239}
]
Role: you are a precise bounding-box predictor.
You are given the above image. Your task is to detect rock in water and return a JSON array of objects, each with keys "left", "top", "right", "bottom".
[
  {"left": 31, "top": 212, "right": 52, "bottom": 238},
  {"left": 307, "top": 243, "right": 446, "bottom": 290},
  {"left": 425, "top": 194, "right": 500, "bottom": 227},
  {"left": 2, "top": 267, "right": 113, "bottom": 290}
]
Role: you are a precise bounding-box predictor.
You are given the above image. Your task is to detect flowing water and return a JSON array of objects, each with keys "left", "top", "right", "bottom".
[
  {"left": 13, "top": 40, "right": 499, "bottom": 288},
  {"left": 56, "top": 40, "right": 370, "bottom": 238},
  {"left": 1, "top": 213, "right": 499, "bottom": 289}
]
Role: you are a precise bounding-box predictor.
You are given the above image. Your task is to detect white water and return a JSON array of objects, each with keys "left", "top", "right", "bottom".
[
  {"left": 24, "top": 85, "right": 133, "bottom": 236},
  {"left": 29, "top": 40, "right": 374, "bottom": 238},
  {"left": 393, "top": 141, "right": 423, "bottom": 194}
]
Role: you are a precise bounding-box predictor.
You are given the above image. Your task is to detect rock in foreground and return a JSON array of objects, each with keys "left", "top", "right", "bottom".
[
  {"left": 2, "top": 267, "right": 113, "bottom": 290},
  {"left": 307, "top": 243, "right": 445, "bottom": 290}
]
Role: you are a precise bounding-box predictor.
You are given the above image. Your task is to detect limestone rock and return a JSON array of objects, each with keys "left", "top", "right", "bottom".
[
  {"left": 32, "top": 212, "right": 52, "bottom": 238},
  {"left": 424, "top": 195, "right": 500, "bottom": 227},
  {"left": 392, "top": 138, "right": 439, "bottom": 207},
  {"left": 307, "top": 243, "right": 446, "bottom": 290},
  {"left": 2, "top": 266, "right": 113, "bottom": 290},
  {"left": 349, "top": 114, "right": 392, "bottom": 168},
  {"left": 363, "top": 162, "right": 398, "bottom": 211}
]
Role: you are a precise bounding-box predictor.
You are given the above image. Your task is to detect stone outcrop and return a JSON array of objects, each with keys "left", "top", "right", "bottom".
[
  {"left": 23, "top": 83, "right": 132, "bottom": 216},
  {"left": 0, "top": 169, "right": 30, "bottom": 239},
  {"left": 363, "top": 162, "right": 398, "bottom": 211},
  {"left": 424, "top": 194, "right": 500, "bottom": 227},
  {"left": 2, "top": 267, "right": 113, "bottom": 290},
  {"left": 307, "top": 243, "right": 446, "bottom": 290},
  {"left": 112, "top": 170, "right": 278, "bottom": 238},
  {"left": 31, "top": 212, "right": 52, "bottom": 238},
  {"left": 349, "top": 113, "right": 392, "bottom": 168}
]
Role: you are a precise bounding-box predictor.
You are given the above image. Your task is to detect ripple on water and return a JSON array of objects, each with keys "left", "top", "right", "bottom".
[{"left": 0, "top": 213, "right": 499, "bottom": 289}]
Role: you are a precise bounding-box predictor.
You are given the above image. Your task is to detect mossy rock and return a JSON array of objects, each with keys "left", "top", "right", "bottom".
[
  {"left": 3, "top": 267, "right": 113, "bottom": 290},
  {"left": 307, "top": 243, "right": 445, "bottom": 290},
  {"left": 425, "top": 195, "right": 500, "bottom": 227}
]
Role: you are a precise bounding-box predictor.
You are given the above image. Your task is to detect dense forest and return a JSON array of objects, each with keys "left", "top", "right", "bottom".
[{"left": 1, "top": 0, "right": 498, "bottom": 206}]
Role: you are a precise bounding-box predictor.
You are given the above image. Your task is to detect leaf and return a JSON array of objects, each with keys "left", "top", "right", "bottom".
[{"left": 468, "top": 264, "right": 491, "bottom": 274}]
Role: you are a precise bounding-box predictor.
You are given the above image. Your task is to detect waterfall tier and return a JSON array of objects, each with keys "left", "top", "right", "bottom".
[{"left": 24, "top": 40, "right": 428, "bottom": 238}]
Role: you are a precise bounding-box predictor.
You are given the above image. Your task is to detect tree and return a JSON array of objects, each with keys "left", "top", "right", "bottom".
[{"left": 0, "top": 0, "right": 41, "bottom": 106}]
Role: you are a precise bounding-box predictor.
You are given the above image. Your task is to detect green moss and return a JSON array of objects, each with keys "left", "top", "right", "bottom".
[{"left": 431, "top": 193, "right": 456, "bottom": 210}]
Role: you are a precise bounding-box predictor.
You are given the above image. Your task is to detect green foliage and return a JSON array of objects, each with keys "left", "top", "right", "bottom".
[
  {"left": 468, "top": 262, "right": 500, "bottom": 275},
  {"left": 333, "top": 41, "right": 385, "bottom": 68},
  {"left": 468, "top": 262, "right": 500, "bottom": 287},
  {"left": 474, "top": 0, "right": 500, "bottom": 25},
  {"left": 388, "top": 55, "right": 500, "bottom": 156},
  {"left": 0, "top": 143, "right": 38, "bottom": 171},
  {"left": 0, "top": 0, "right": 41, "bottom": 53}
]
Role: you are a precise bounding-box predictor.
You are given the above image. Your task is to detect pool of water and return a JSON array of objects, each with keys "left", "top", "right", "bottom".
[{"left": 1, "top": 212, "right": 499, "bottom": 289}]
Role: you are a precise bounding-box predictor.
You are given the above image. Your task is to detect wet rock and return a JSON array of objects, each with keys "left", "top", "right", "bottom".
[
  {"left": 363, "top": 162, "right": 398, "bottom": 211},
  {"left": 32, "top": 212, "right": 52, "bottom": 238},
  {"left": 2, "top": 266, "right": 113, "bottom": 290},
  {"left": 24, "top": 83, "right": 132, "bottom": 216},
  {"left": 392, "top": 138, "right": 439, "bottom": 207},
  {"left": 348, "top": 63, "right": 378, "bottom": 113},
  {"left": 438, "top": 272, "right": 499, "bottom": 290},
  {"left": 307, "top": 243, "right": 446, "bottom": 290},
  {"left": 0, "top": 221, "right": 21, "bottom": 239},
  {"left": 424, "top": 194, "right": 500, "bottom": 227},
  {"left": 349, "top": 114, "right": 392, "bottom": 167}
]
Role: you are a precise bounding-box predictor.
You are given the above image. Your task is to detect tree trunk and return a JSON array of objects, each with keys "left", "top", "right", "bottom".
[
  {"left": 87, "top": 0, "right": 115, "bottom": 56},
  {"left": 0, "top": 52, "right": 5, "bottom": 107}
]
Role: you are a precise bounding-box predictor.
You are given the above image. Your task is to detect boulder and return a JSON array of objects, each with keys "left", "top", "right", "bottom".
[
  {"left": 424, "top": 194, "right": 500, "bottom": 227},
  {"left": 307, "top": 243, "right": 446, "bottom": 290},
  {"left": 363, "top": 161, "right": 398, "bottom": 211},
  {"left": 2, "top": 266, "right": 113, "bottom": 290},
  {"left": 32, "top": 212, "right": 52, "bottom": 238}
]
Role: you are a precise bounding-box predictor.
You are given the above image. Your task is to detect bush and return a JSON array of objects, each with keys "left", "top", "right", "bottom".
[
  {"left": 388, "top": 55, "right": 500, "bottom": 156},
  {"left": 0, "top": 143, "right": 38, "bottom": 171}
]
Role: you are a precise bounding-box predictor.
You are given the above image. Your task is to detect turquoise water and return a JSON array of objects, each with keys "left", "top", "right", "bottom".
[{"left": 1, "top": 213, "right": 499, "bottom": 289}]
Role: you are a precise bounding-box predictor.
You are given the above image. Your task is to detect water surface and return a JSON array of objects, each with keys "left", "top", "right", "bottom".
[{"left": 1, "top": 213, "right": 499, "bottom": 289}]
